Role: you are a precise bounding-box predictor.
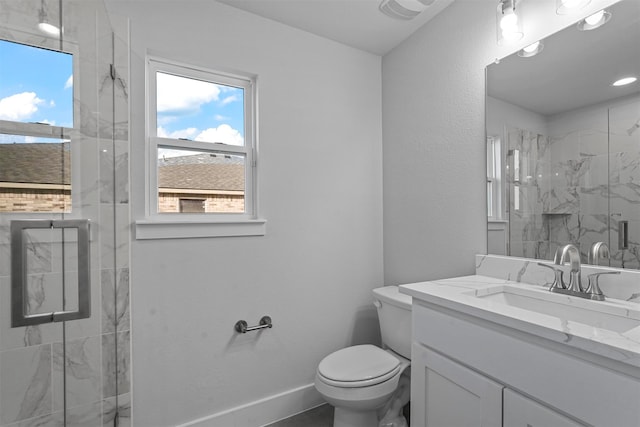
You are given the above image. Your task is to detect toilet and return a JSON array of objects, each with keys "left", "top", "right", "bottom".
[{"left": 314, "top": 286, "right": 412, "bottom": 427}]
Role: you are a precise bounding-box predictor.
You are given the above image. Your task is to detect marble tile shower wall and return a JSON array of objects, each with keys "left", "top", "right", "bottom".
[
  {"left": 545, "top": 98, "right": 640, "bottom": 269},
  {"left": 507, "top": 96, "right": 640, "bottom": 269},
  {"left": 506, "top": 127, "right": 552, "bottom": 260},
  {"left": 0, "top": 1, "right": 130, "bottom": 426}
]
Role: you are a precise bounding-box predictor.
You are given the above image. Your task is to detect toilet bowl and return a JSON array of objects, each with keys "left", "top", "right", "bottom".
[{"left": 314, "top": 286, "right": 412, "bottom": 427}]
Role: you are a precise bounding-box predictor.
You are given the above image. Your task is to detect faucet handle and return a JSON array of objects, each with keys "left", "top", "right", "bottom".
[
  {"left": 538, "top": 263, "right": 565, "bottom": 291},
  {"left": 585, "top": 271, "right": 620, "bottom": 301}
]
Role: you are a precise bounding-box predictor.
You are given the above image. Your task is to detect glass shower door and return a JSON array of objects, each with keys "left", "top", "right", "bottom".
[
  {"left": 0, "top": 1, "right": 129, "bottom": 425},
  {"left": 608, "top": 99, "right": 640, "bottom": 269}
]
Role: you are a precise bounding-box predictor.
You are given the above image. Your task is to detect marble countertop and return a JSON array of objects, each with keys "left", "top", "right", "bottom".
[{"left": 400, "top": 275, "right": 640, "bottom": 370}]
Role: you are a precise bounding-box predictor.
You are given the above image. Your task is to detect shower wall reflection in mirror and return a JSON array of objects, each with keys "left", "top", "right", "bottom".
[{"left": 486, "top": 0, "right": 640, "bottom": 268}]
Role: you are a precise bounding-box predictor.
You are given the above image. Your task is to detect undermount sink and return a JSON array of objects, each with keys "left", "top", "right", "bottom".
[{"left": 465, "top": 285, "right": 640, "bottom": 334}]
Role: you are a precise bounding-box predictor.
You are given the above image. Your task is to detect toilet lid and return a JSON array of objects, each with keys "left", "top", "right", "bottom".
[{"left": 318, "top": 345, "right": 400, "bottom": 384}]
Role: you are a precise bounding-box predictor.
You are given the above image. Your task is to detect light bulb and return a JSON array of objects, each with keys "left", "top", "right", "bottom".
[
  {"left": 577, "top": 8, "right": 610, "bottom": 31},
  {"left": 500, "top": 9, "right": 518, "bottom": 31},
  {"left": 556, "top": 0, "right": 591, "bottom": 15},
  {"left": 497, "top": 0, "right": 523, "bottom": 45},
  {"left": 523, "top": 42, "right": 540, "bottom": 53},
  {"left": 585, "top": 10, "right": 604, "bottom": 25},
  {"left": 561, "top": 0, "right": 581, "bottom": 8},
  {"left": 38, "top": 21, "right": 60, "bottom": 36},
  {"left": 613, "top": 77, "right": 638, "bottom": 87},
  {"left": 518, "top": 40, "right": 543, "bottom": 57}
]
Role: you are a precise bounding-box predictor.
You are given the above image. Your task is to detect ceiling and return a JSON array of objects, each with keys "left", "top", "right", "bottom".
[
  {"left": 216, "top": 0, "right": 455, "bottom": 56},
  {"left": 487, "top": 0, "right": 640, "bottom": 117}
]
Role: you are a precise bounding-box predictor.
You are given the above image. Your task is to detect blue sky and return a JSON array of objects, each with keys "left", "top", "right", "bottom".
[
  {"left": 0, "top": 39, "right": 73, "bottom": 132},
  {"left": 0, "top": 39, "right": 245, "bottom": 148},
  {"left": 156, "top": 71, "right": 245, "bottom": 147}
]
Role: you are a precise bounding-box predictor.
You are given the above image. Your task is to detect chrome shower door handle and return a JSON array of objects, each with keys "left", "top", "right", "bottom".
[{"left": 11, "top": 219, "right": 91, "bottom": 328}]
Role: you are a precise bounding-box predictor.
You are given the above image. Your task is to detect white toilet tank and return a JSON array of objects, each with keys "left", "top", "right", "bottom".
[{"left": 373, "top": 286, "right": 412, "bottom": 360}]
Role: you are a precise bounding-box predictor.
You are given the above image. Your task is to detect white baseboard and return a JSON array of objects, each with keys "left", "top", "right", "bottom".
[{"left": 176, "top": 383, "right": 325, "bottom": 427}]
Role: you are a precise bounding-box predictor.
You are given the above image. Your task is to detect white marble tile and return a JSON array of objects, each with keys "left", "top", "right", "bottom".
[
  {"left": 51, "top": 337, "right": 101, "bottom": 412},
  {"left": 102, "top": 393, "right": 130, "bottom": 427},
  {"left": 2, "top": 412, "right": 60, "bottom": 427},
  {"left": 0, "top": 275, "right": 63, "bottom": 352},
  {"left": 101, "top": 268, "right": 130, "bottom": 334},
  {"left": 101, "top": 331, "right": 130, "bottom": 399},
  {"left": 64, "top": 401, "right": 102, "bottom": 427},
  {"left": 113, "top": 141, "right": 129, "bottom": 205},
  {"left": 99, "top": 204, "right": 130, "bottom": 271},
  {"left": 0, "top": 345, "right": 52, "bottom": 425}
]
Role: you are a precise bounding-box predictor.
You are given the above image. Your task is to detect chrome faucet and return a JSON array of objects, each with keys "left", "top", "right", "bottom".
[
  {"left": 537, "top": 243, "right": 619, "bottom": 301},
  {"left": 554, "top": 244, "right": 583, "bottom": 293},
  {"left": 588, "top": 242, "right": 610, "bottom": 266}
]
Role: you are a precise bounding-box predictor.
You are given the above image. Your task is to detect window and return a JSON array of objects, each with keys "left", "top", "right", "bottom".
[
  {"left": 487, "top": 136, "right": 503, "bottom": 220},
  {"left": 0, "top": 38, "right": 75, "bottom": 213},
  {"left": 140, "top": 57, "right": 264, "bottom": 238},
  {"left": 179, "top": 199, "right": 205, "bottom": 213}
]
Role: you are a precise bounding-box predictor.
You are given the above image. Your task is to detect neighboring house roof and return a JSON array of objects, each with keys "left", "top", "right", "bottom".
[
  {"left": 0, "top": 144, "right": 244, "bottom": 192},
  {"left": 0, "top": 143, "right": 71, "bottom": 185},
  {"left": 158, "top": 153, "right": 244, "bottom": 192}
]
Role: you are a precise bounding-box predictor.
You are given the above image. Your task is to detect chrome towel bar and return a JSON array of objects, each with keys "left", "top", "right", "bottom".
[{"left": 235, "top": 316, "right": 272, "bottom": 333}]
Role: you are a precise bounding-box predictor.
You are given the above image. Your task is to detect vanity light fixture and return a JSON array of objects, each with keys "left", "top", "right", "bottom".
[
  {"left": 577, "top": 9, "right": 611, "bottom": 31},
  {"left": 379, "top": 0, "right": 436, "bottom": 20},
  {"left": 497, "top": 0, "right": 524, "bottom": 45},
  {"left": 37, "top": 0, "right": 60, "bottom": 37},
  {"left": 556, "top": 0, "right": 591, "bottom": 15},
  {"left": 612, "top": 77, "right": 638, "bottom": 87},
  {"left": 517, "top": 40, "right": 544, "bottom": 57}
]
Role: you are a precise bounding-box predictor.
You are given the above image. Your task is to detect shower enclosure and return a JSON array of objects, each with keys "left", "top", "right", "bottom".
[
  {"left": 505, "top": 97, "right": 640, "bottom": 269},
  {"left": 0, "top": 1, "right": 130, "bottom": 425}
]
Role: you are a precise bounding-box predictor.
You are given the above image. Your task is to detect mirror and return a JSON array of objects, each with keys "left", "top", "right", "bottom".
[{"left": 486, "top": 0, "right": 640, "bottom": 268}]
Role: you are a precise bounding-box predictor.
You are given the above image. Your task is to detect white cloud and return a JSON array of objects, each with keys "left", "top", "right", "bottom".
[
  {"left": 0, "top": 92, "right": 44, "bottom": 121},
  {"left": 196, "top": 124, "right": 244, "bottom": 146},
  {"left": 157, "top": 126, "right": 199, "bottom": 139},
  {"left": 157, "top": 73, "right": 220, "bottom": 113},
  {"left": 64, "top": 75, "right": 73, "bottom": 89},
  {"left": 220, "top": 95, "right": 238, "bottom": 106},
  {"left": 157, "top": 124, "right": 244, "bottom": 146},
  {"left": 214, "top": 114, "right": 229, "bottom": 121}
]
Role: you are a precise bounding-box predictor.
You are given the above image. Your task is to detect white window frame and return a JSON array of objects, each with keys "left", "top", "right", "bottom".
[{"left": 136, "top": 57, "right": 265, "bottom": 239}]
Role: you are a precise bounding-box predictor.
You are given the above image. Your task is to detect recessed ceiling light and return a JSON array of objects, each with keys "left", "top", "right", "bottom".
[
  {"left": 518, "top": 40, "right": 544, "bottom": 57},
  {"left": 556, "top": 0, "right": 591, "bottom": 15},
  {"left": 612, "top": 77, "right": 638, "bottom": 87},
  {"left": 379, "top": 0, "right": 435, "bottom": 20},
  {"left": 577, "top": 9, "right": 611, "bottom": 31},
  {"left": 38, "top": 22, "right": 60, "bottom": 36}
]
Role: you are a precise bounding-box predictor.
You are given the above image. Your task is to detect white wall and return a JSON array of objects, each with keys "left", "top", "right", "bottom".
[
  {"left": 105, "top": 1, "right": 383, "bottom": 426},
  {"left": 486, "top": 96, "right": 548, "bottom": 138},
  {"left": 382, "top": 0, "right": 621, "bottom": 285}
]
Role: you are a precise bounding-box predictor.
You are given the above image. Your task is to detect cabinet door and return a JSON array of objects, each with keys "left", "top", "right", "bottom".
[
  {"left": 504, "top": 389, "right": 586, "bottom": 427},
  {"left": 412, "top": 343, "right": 503, "bottom": 427}
]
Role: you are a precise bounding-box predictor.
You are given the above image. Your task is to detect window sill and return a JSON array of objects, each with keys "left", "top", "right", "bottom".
[{"left": 135, "top": 218, "right": 266, "bottom": 240}]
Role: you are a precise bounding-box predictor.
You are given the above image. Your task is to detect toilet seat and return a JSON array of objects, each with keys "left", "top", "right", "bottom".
[{"left": 317, "top": 345, "right": 401, "bottom": 388}]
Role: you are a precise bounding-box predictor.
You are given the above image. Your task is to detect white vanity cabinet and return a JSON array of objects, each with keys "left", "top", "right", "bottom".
[
  {"left": 503, "top": 389, "right": 584, "bottom": 427},
  {"left": 411, "top": 343, "right": 503, "bottom": 426},
  {"left": 408, "top": 298, "right": 640, "bottom": 427}
]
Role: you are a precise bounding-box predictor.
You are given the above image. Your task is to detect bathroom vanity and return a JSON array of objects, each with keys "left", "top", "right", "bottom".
[{"left": 400, "top": 256, "right": 640, "bottom": 427}]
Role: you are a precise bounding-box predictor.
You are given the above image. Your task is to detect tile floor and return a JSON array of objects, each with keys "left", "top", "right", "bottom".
[
  {"left": 265, "top": 402, "right": 411, "bottom": 427},
  {"left": 265, "top": 404, "right": 334, "bottom": 427}
]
